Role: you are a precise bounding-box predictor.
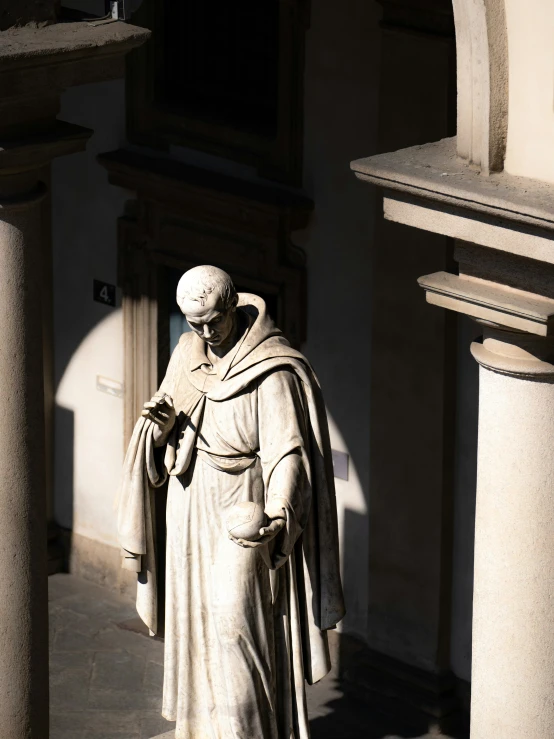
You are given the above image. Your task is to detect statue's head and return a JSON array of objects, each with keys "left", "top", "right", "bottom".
[{"left": 176, "top": 265, "right": 238, "bottom": 349}]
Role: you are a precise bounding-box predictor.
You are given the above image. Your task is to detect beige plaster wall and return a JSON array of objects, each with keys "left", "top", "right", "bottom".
[
  {"left": 51, "top": 0, "right": 381, "bottom": 642},
  {"left": 503, "top": 0, "right": 554, "bottom": 182}
]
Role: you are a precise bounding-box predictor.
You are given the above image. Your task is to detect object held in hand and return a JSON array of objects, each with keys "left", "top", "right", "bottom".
[{"left": 226, "top": 501, "right": 268, "bottom": 540}]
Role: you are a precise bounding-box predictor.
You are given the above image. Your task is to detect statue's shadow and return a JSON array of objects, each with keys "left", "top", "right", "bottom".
[
  {"left": 308, "top": 673, "right": 468, "bottom": 739},
  {"left": 308, "top": 675, "right": 417, "bottom": 739}
]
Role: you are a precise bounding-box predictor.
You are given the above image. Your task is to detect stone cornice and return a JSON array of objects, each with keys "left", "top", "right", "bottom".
[
  {"left": 353, "top": 137, "right": 554, "bottom": 334},
  {"left": 0, "top": 20, "right": 150, "bottom": 69},
  {"left": 0, "top": 20, "right": 151, "bottom": 94},
  {"left": 351, "top": 137, "right": 554, "bottom": 235}
]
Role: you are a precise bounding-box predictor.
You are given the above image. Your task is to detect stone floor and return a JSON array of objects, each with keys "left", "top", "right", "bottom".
[{"left": 49, "top": 574, "right": 446, "bottom": 739}]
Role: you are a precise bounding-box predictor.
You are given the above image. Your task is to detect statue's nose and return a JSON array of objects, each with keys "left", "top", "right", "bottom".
[{"left": 203, "top": 324, "right": 213, "bottom": 338}]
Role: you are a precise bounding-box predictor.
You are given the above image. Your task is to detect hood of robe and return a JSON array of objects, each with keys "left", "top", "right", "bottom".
[
  {"left": 183, "top": 292, "right": 305, "bottom": 388},
  {"left": 235, "top": 292, "right": 283, "bottom": 356},
  {"left": 220, "top": 292, "right": 308, "bottom": 382}
]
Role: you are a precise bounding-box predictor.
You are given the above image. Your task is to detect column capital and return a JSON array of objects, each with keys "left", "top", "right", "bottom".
[
  {"left": 0, "top": 182, "right": 47, "bottom": 210},
  {"left": 0, "top": 121, "right": 93, "bottom": 178},
  {"left": 471, "top": 327, "right": 554, "bottom": 379}
]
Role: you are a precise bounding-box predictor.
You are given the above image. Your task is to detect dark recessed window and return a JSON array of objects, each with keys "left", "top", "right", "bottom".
[
  {"left": 127, "top": 0, "right": 307, "bottom": 183},
  {"left": 160, "top": 0, "right": 280, "bottom": 138}
]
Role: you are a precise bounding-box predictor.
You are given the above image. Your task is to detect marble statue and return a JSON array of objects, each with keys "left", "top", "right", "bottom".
[{"left": 116, "top": 265, "right": 345, "bottom": 739}]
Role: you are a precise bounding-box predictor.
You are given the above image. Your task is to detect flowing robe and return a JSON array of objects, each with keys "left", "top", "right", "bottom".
[{"left": 117, "top": 295, "right": 345, "bottom": 739}]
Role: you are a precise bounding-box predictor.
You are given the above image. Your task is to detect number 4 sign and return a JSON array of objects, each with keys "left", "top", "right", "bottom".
[{"left": 93, "top": 280, "right": 116, "bottom": 307}]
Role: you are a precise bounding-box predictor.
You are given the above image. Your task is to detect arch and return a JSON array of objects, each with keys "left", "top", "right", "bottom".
[{"left": 452, "top": 0, "right": 508, "bottom": 173}]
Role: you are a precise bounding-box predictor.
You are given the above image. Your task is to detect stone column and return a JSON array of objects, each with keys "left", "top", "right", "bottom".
[
  {"left": 0, "top": 15, "right": 150, "bottom": 737},
  {"left": 469, "top": 327, "right": 554, "bottom": 739},
  {"left": 0, "top": 172, "right": 49, "bottom": 737}
]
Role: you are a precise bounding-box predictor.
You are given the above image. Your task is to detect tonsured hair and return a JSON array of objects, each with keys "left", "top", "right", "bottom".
[{"left": 176, "top": 265, "right": 237, "bottom": 311}]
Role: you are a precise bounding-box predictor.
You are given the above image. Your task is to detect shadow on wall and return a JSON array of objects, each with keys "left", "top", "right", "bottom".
[
  {"left": 309, "top": 315, "right": 479, "bottom": 739},
  {"left": 49, "top": 406, "right": 75, "bottom": 571},
  {"left": 54, "top": 406, "right": 75, "bottom": 531}
]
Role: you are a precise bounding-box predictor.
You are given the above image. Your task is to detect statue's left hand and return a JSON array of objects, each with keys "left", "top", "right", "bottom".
[
  {"left": 229, "top": 516, "right": 286, "bottom": 549},
  {"left": 229, "top": 499, "right": 287, "bottom": 548}
]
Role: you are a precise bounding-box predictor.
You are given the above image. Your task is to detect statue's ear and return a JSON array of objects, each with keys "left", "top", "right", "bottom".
[{"left": 230, "top": 294, "right": 239, "bottom": 311}]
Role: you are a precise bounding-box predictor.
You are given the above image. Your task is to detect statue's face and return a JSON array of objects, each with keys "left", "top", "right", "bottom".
[{"left": 181, "top": 291, "right": 237, "bottom": 348}]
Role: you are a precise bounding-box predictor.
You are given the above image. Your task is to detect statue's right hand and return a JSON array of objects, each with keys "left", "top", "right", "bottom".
[{"left": 142, "top": 394, "right": 176, "bottom": 442}]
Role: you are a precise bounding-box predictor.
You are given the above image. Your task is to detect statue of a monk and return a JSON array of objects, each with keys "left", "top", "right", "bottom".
[{"left": 116, "top": 265, "right": 345, "bottom": 739}]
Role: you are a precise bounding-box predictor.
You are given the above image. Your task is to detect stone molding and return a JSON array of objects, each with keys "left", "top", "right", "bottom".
[
  {"left": 351, "top": 137, "right": 554, "bottom": 236},
  {"left": 351, "top": 136, "right": 554, "bottom": 335},
  {"left": 352, "top": 137, "right": 554, "bottom": 275},
  {"left": 0, "top": 21, "right": 150, "bottom": 79},
  {"left": 0, "top": 182, "right": 47, "bottom": 209},
  {"left": 471, "top": 329, "right": 554, "bottom": 379},
  {"left": 0, "top": 22, "right": 150, "bottom": 149},
  {"left": 0, "top": 121, "right": 92, "bottom": 173},
  {"left": 418, "top": 272, "right": 554, "bottom": 336}
]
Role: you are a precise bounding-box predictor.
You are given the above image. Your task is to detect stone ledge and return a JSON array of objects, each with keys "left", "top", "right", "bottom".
[
  {"left": 351, "top": 137, "right": 554, "bottom": 235},
  {"left": 0, "top": 20, "right": 150, "bottom": 69},
  {"left": 0, "top": 20, "right": 151, "bottom": 96},
  {"left": 418, "top": 272, "right": 554, "bottom": 336}
]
